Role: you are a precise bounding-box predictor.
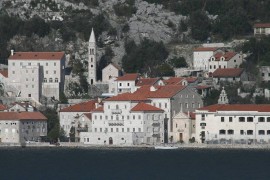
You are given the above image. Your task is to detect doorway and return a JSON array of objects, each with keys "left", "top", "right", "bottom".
[
  {"left": 109, "top": 137, "right": 113, "bottom": 145},
  {"left": 179, "top": 133, "right": 183, "bottom": 142}
]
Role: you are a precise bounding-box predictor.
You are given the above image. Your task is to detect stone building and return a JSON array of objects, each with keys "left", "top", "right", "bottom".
[
  {"left": 0, "top": 111, "right": 47, "bottom": 143},
  {"left": 7, "top": 51, "right": 66, "bottom": 102},
  {"left": 102, "top": 63, "right": 121, "bottom": 83},
  {"left": 193, "top": 47, "right": 220, "bottom": 71},
  {"left": 88, "top": 28, "right": 97, "bottom": 85},
  {"left": 254, "top": 23, "right": 270, "bottom": 36}
]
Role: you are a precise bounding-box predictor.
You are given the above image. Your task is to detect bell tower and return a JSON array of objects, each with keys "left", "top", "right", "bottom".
[
  {"left": 218, "top": 87, "right": 229, "bottom": 104},
  {"left": 88, "top": 28, "right": 96, "bottom": 85}
]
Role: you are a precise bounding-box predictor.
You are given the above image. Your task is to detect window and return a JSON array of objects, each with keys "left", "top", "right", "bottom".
[
  {"left": 138, "top": 115, "right": 141, "bottom": 120},
  {"left": 43, "top": 78, "right": 47, "bottom": 82},
  {"left": 95, "top": 128, "right": 97, "bottom": 132},
  {"left": 247, "top": 117, "right": 253, "bottom": 122},
  {"left": 165, "top": 103, "right": 167, "bottom": 108},
  {"left": 122, "top": 128, "right": 124, "bottom": 132},
  {"left": 133, "top": 128, "right": 135, "bottom": 132},
  {"left": 26, "top": 78, "right": 28, "bottom": 81},
  {"left": 259, "top": 117, "right": 265, "bottom": 122},
  {"left": 127, "top": 83, "right": 130, "bottom": 86},
  {"left": 55, "top": 78, "right": 58, "bottom": 83},
  {"left": 192, "top": 103, "right": 195, "bottom": 108},
  {"left": 267, "top": 117, "right": 270, "bottom": 122},
  {"left": 28, "top": 62, "right": 31, "bottom": 66},
  {"left": 262, "top": 73, "right": 265, "bottom": 77},
  {"left": 32, "top": 85, "right": 34, "bottom": 88},
  {"left": 100, "top": 116, "right": 102, "bottom": 120},
  {"left": 219, "top": 130, "right": 226, "bottom": 135},
  {"left": 138, "top": 128, "right": 141, "bottom": 132},
  {"left": 95, "top": 115, "right": 97, "bottom": 120},
  {"left": 46, "top": 63, "right": 48, "bottom": 66},
  {"left": 12, "top": 71, "right": 15, "bottom": 74},
  {"left": 105, "top": 116, "right": 108, "bottom": 120},
  {"left": 116, "top": 105, "right": 119, "bottom": 109},
  {"left": 247, "top": 130, "right": 253, "bottom": 135},
  {"left": 49, "top": 78, "right": 53, "bottom": 82},
  {"left": 100, "top": 128, "right": 102, "bottom": 132},
  {"left": 111, "top": 128, "right": 113, "bottom": 132},
  {"left": 46, "top": 71, "right": 48, "bottom": 74},
  {"left": 267, "top": 130, "right": 270, "bottom": 135},
  {"left": 127, "top": 128, "right": 130, "bottom": 132},
  {"left": 54, "top": 62, "right": 56, "bottom": 66},
  {"left": 54, "top": 70, "right": 56, "bottom": 74},
  {"left": 229, "top": 117, "right": 233, "bottom": 122},
  {"left": 210, "top": 65, "right": 212, "bottom": 69},
  {"left": 116, "top": 128, "right": 119, "bottom": 132},
  {"left": 119, "top": 83, "right": 122, "bottom": 87},
  {"left": 108, "top": 105, "right": 110, "bottom": 109},
  {"left": 185, "top": 103, "right": 188, "bottom": 108},
  {"left": 228, "top": 129, "right": 234, "bottom": 135},
  {"left": 239, "top": 117, "right": 245, "bottom": 122},
  {"left": 259, "top": 130, "right": 265, "bottom": 135},
  {"left": 202, "top": 114, "right": 205, "bottom": 120},
  {"left": 221, "top": 117, "right": 224, "bottom": 122},
  {"left": 240, "top": 130, "right": 244, "bottom": 135}
]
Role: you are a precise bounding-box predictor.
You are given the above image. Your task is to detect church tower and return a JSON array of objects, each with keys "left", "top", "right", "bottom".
[
  {"left": 88, "top": 28, "right": 97, "bottom": 85},
  {"left": 218, "top": 87, "right": 229, "bottom": 104}
]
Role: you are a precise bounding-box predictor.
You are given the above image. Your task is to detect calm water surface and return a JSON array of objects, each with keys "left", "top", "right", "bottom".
[{"left": 0, "top": 147, "right": 269, "bottom": 180}]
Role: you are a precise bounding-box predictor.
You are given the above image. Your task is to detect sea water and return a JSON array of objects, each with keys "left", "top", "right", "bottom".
[{"left": 0, "top": 147, "right": 269, "bottom": 180}]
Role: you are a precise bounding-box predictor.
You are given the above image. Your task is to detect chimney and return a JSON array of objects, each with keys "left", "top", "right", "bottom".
[
  {"left": 11, "top": 49, "right": 14, "bottom": 56},
  {"left": 150, "top": 86, "right": 156, "bottom": 92}
]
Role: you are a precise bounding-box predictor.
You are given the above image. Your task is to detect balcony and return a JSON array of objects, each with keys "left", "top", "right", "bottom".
[
  {"left": 111, "top": 109, "right": 122, "bottom": 114},
  {"left": 152, "top": 123, "right": 160, "bottom": 126},
  {"left": 108, "top": 120, "right": 124, "bottom": 126},
  {"left": 152, "top": 133, "right": 160, "bottom": 138}
]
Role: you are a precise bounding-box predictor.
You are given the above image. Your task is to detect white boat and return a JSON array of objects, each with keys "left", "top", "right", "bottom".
[{"left": 154, "top": 145, "right": 179, "bottom": 150}]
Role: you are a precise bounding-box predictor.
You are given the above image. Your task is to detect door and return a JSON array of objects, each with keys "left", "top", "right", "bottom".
[
  {"left": 109, "top": 137, "right": 113, "bottom": 145},
  {"left": 179, "top": 133, "right": 183, "bottom": 142}
]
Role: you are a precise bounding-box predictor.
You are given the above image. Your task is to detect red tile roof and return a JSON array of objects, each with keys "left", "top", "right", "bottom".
[
  {"left": 164, "top": 77, "right": 197, "bottom": 85},
  {"left": 196, "top": 85, "right": 211, "bottom": 90},
  {"left": 0, "top": 70, "right": 8, "bottom": 78},
  {"left": 105, "top": 93, "right": 149, "bottom": 101},
  {"left": 214, "top": 51, "right": 237, "bottom": 61},
  {"left": 194, "top": 47, "right": 219, "bottom": 52},
  {"left": 92, "top": 106, "right": 104, "bottom": 112},
  {"left": 59, "top": 100, "right": 97, "bottom": 112},
  {"left": 9, "top": 52, "right": 65, "bottom": 60},
  {"left": 184, "top": 112, "right": 196, "bottom": 119},
  {"left": 212, "top": 68, "right": 244, "bottom": 78},
  {"left": 131, "top": 102, "right": 163, "bottom": 112},
  {"left": 0, "top": 112, "right": 47, "bottom": 120},
  {"left": 83, "top": 113, "right": 92, "bottom": 120},
  {"left": 116, "top": 73, "right": 139, "bottom": 81},
  {"left": 136, "top": 78, "right": 160, "bottom": 86},
  {"left": 198, "top": 104, "right": 270, "bottom": 112},
  {"left": 0, "top": 104, "right": 7, "bottom": 111},
  {"left": 254, "top": 23, "right": 270, "bottom": 28},
  {"left": 134, "top": 85, "right": 186, "bottom": 98}
]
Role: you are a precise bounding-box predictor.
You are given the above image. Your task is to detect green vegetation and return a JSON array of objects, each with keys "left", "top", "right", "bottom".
[
  {"left": 113, "top": 0, "right": 137, "bottom": 18},
  {"left": 169, "top": 56, "right": 188, "bottom": 68},
  {"left": 122, "top": 39, "right": 169, "bottom": 77},
  {"left": 41, "top": 108, "right": 60, "bottom": 141}
]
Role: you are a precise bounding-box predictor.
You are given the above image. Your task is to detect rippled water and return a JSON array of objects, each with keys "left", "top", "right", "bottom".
[{"left": 0, "top": 147, "right": 270, "bottom": 180}]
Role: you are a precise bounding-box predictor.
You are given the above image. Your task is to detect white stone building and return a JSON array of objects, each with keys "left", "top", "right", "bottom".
[
  {"left": 59, "top": 100, "right": 97, "bottom": 138},
  {"left": 208, "top": 51, "right": 243, "bottom": 73},
  {"left": 195, "top": 104, "right": 270, "bottom": 144},
  {"left": 0, "top": 111, "right": 47, "bottom": 143},
  {"left": 80, "top": 93, "right": 164, "bottom": 145},
  {"left": 8, "top": 51, "right": 66, "bottom": 102},
  {"left": 115, "top": 73, "right": 139, "bottom": 94},
  {"left": 102, "top": 63, "right": 121, "bottom": 83},
  {"left": 193, "top": 47, "right": 220, "bottom": 71},
  {"left": 254, "top": 23, "right": 270, "bottom": 36}
]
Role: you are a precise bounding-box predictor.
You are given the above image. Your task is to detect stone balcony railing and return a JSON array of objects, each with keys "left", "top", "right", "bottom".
[
  {"left": 111, "top": 109, "right": 122, "bottom": 114},
  {"left": 108, "top": 120, "right": 124, "bottom": 126}
]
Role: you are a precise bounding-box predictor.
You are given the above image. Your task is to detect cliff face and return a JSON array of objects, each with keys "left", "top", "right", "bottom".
[{"left": 1, "top": 0, "right": 190, "bottom": 67}]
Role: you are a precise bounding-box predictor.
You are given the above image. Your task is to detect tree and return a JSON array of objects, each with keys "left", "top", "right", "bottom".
[
  {"left": 154, "top": 63, "right": 175, "bottom": 77},
  {"left": 169, "top": 56, "right": 188, "bottom": 68},
  {"left": 59, "top": 92, "right": 68, "bottom": 104},
  {"left": 189, "top": 10, "right": 211, "bottom": 41},
  {"left": 41, "top": 108, "right": 60, "bottom": 142}
]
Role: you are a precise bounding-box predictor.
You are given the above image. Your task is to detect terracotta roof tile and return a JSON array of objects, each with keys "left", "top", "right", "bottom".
[
  {"left": 134, "top": 85, "right": 186, "bottom": 98},
  {"left": 196, "top": 85, "right": 211, "bottom": 90},
  {"left": 59, "top": 100, "right": 97, "bottom": 112},
  {"left": 136, "top": 78, "right": 160, "bottom": 86},
  {"left": 254, "top": 23, "right": 270, "bottom": 28},
  {"left": 105, "top": 93, "right": 149, "bottom": 101},
  {"left": 194, "top": 47, "right": 219, "bottom": 52},
  {"left": 116, "top": 73, "right": 139, "bottom": 81},
  {"left": 9, "top": 52, "right": 65, "bottom": 60},
  {"left": 198, "top": 104, "right": 270, "bottom": 112},
  {"left": 184, "top": 112, "right": 196, "bottom": 119},
  {"left": 0, "top": 104, "right": 7, "bottom": 111},
  {"left": 164, "top": 77, "right": 197, "bottom": 85},
  {"left": 0, "top": 70, "right": 8, "bottom": 78},
  {"left": 0, "top": 112, "right": 47, "bottom": 120},
  {"left": 83, "top": 113, "right": 92, "bottom": 120},
  {"left": 212, "top": 68, "right": 244, "bottom": 77},
  {"left": 131, "top": 102, "right": 163, "bottom": 112},
  {"left": 214, "top": 51, "right": 237, "bottom": 61}
]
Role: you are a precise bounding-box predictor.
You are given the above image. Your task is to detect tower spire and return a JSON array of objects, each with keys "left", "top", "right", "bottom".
[
  {"left": 88, "top": 28, "right": 97, "bottom": 85},
  {"left": 89, "top": 28, "right": 96, "bottom": 43}
]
